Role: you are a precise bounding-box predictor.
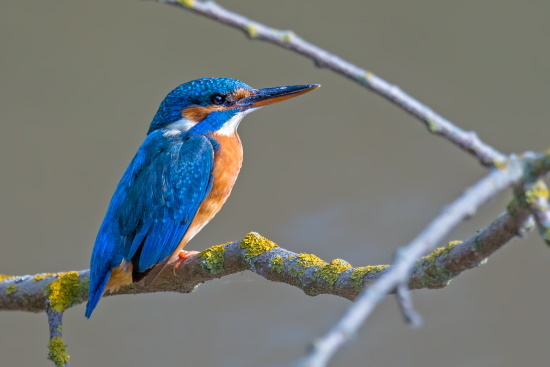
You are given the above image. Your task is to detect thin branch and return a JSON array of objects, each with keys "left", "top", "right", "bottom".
[
  {"left": 159, "top": 0, "right": 507, "bottom": 167},
  {"left": 46, "top": 304, "right": 70, "bottom": 367},
  {"left": 296, "top": 153, "right": 549, "bottom": 367},
  {"left": 395, "top": 282, "right": 422, "bottom": 327}
]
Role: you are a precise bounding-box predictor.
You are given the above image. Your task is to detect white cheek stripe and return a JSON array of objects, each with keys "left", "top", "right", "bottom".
[{"left": 166, "top": 118, "right": 196, "bottom": 133}]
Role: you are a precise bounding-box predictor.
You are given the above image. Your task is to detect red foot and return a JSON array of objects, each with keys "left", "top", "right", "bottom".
[{"left": 173, "top": 250, "right": 200, "bottom": 273}]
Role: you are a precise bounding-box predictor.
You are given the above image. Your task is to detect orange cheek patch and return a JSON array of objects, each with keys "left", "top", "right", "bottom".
[
  {"left": 182, "top": 106, "right": 209, "bottom": 121},
  {"left": 182, "top": 105, "right": 227, "bottom": 122}
]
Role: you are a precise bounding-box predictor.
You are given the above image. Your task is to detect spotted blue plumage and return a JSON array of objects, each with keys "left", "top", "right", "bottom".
[{"left": 86, "top": 130, "right": 214, "bottom": 318}]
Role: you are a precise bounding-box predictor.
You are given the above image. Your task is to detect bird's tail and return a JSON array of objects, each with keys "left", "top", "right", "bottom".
[{"left": 85, "top": 271, "right": 110, "bottom": 318}]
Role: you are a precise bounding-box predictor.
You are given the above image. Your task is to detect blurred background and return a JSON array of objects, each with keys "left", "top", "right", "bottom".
[{"left": 1, "top": 1, "right": 549, "bottom": 366}]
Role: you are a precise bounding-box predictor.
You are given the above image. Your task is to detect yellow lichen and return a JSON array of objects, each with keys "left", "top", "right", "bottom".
[
  {"left": 177, "top": 0, "right": 195, "bottom": 8},
  {"left": 418, "top": 241, "right": 461, "bottom": 287},
  {"left": 524, "top": 181, "right": 549, "bottom": 204},
  {"left": 34, "top": 273, "right": 58, "bottom": 282},
  {"left": 270, "top": 256, "right": 284, "bottom": 273},
  {"left": 426, "top": 119, "right": 439, "bottom": 132},
  {"left": 239, "top": 232, "right": 278, "bottom": 260},
  {"left": 245, "top": 24, "right": 258, "bottom": 38},
  {"left": 314, "top": 259, "right": 352, "bottom": 288},
  {"left": 289, "top": 253, "right": 327, "bottom": 277},
  {"left": 0, "top": 274, "right": 15, "bottom": 282},
  {"left": 493, "top": 158, "right": 509, "bottom": 171},
  {"left": 421, "top": 240, "right": 461, "bottom": 265},
  {"left": 197, "top": 244, "right": 226, "bottom": 273},
  {"left": 6, "top": 284, "right": 17, "bottom": 295},
  {"left": 48, "top": 336, "right": 69, "bottom": 367},
  {"left": 46, "top": 272, "right": 87, "bottom": 313},
  {"left": 279, "top": 30, "right": 294, "bottom": 42},
  {"left": 349, "top": 265, "right": 389, "bottom": 290}
]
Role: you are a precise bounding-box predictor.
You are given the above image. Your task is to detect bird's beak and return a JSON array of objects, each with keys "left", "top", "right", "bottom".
[{"left": 237, "top": 84, "right": 320, "bottom": 110}]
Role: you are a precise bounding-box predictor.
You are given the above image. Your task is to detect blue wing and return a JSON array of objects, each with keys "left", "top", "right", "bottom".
[{"left": 86, "top": 130, "right": 214, "bottom": 317}]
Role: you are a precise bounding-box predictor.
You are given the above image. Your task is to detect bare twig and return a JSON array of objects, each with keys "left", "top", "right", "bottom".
[
  {"left": 159, "top": 0, "right": 507, "bottom": 167},
  {"left": 395, "top": 282, "right": 422, "bottom": 327}
]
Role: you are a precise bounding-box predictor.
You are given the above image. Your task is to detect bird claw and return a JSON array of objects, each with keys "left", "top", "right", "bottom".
[{"left": 172, "top": 250, "right": 200, "bottom": 275}]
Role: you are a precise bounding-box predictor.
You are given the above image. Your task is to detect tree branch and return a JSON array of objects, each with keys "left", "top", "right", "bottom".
[
  {"left": 46, "top": 304, "right": 70, "bottom": 367},
  {"left": 395, "top": 282, "right": 422, "bottom": 327},
  {"left": 1, "top": 152, "right": 546, "bottom": 314},
  {"left": 159, "top": 0, "right": 506, "bottom": 167},
  {"left": 0, "top": 214, "right": 529, "bottom": 313},
  {"left": 297, "top": 158, "right": 526, "bottom": 366},
  {"left": 2, "top": 153, "right": 547, "bottom": 367}
]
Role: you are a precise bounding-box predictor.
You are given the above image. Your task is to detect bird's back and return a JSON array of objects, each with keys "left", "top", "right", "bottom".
[{"left": 86, "top": 131, "right": 217, "bottom": 317}]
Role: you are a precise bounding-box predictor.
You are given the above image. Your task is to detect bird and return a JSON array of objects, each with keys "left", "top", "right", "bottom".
[{"left": 85, "top": 78, "right": 319, "bottom": 317}]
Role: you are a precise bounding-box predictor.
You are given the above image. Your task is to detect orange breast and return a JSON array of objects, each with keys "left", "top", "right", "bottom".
[{"left": 168, "top": 133, "right": 243, "bottom": 261}]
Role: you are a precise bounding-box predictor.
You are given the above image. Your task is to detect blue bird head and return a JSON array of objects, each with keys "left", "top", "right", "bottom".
[{"left": 148, "top": 78, "right": 319, "bottom": 136}]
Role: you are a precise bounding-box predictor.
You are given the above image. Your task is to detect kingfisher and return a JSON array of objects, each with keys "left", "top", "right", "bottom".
[{"left": 85, "top": 78, "right": 319, "bottom": 317}]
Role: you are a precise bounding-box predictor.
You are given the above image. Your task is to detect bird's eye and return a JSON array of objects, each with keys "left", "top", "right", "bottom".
[{"left": 211, "top": 94, "right": 226, "bottom": 105}]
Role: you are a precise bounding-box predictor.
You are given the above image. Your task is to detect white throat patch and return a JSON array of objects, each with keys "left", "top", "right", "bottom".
[{"left": 216, "top": 108, "right": 259, "bottom": 136}]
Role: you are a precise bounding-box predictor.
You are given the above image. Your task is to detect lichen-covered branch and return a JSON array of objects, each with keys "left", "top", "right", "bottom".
[
  {"left": 46, "top": 304, "right": 70, "bottom": 367},
  {"left": 1, "top": 156, "right": 546, "bottom": 315},
  {"left": 1, "top": 148, "right": 549, "bottom": 315},
  {"left": 159, "top": 0, "right": 506, "bottom": 167}
]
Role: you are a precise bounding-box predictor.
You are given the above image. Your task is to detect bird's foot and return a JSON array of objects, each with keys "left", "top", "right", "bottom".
[{"left": 173, "top": 250, "right": 200, "bottom": 274}]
